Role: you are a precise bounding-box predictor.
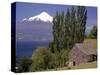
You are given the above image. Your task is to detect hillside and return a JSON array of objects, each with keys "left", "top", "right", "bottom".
[{"left": 83, "top": 39, "right": 97, "bottom": 49}]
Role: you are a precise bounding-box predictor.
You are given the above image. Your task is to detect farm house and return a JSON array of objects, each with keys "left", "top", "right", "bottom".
[{"left": 68, "top": 43, "right": 97, "bottom": 66}]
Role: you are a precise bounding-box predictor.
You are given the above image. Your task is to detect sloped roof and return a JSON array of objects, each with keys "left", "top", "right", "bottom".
[{"left": 75, "top": 43, "right": 97, "bottom": 55}]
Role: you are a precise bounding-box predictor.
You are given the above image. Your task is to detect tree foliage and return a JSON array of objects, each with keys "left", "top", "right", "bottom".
[
  {"left": 50, "top": 6, "right": 87, "bottom": 52},
  {"left": 30, "top": 47, "right": 54, "bottom": 71},
  {"left": 88, "top": 25, "right": 97, "bottom": 39},
  {"left": 16, "top": 57, "right": 32, "bottom": 72},
  {"left": 76, "top": 6, "right": 87, "bottom": 43}
]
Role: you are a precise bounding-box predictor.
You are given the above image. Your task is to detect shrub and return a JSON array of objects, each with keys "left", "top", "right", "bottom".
[
  {"left": 30, "top": 47, "right": 54, "bottom": 71},
  {"left": 16, "top": 57, "right": 32, "bottom": 72}
]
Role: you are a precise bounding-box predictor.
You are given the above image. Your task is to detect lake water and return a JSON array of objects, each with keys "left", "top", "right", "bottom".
[{"left": 16, "top": 41, "right": 49, "bottom": 62}]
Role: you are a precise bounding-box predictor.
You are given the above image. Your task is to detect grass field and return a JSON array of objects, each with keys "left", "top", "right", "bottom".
[
  {"left": 46, "top": 61, "right": 97, "bottom": 71},
  {"left": 53, "top": 61, "right": 97, "bottom": 70},
  {"left": 83, "top": 39, "right": 97, "bottom": 49},
  {"left": 71, "top": 61, "right": 97, "bottom": 69}
]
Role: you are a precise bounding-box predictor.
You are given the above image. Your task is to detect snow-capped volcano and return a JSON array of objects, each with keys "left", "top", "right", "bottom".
[{"left": 22, "top": 12, "right": 53, "bottom": 23}]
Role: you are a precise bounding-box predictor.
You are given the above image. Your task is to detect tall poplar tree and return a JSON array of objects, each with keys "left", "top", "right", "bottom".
[
  {"left": 50, "top": 6, "right": 87, "bottom": 52},
  {"left": 76, "top": 6, "right": 87, "bottom": 43}
]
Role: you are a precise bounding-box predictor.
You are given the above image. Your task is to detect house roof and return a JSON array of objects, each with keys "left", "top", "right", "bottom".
[{"left": 75, "top": 43, "right": 97, "bottom": 55}]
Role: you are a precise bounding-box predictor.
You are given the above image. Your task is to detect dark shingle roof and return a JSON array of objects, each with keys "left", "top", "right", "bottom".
[{"left": 75, "top": 43, "right": 97, "bottom": 55}]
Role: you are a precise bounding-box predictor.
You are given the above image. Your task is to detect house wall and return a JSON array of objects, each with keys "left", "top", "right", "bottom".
[
  {"left": 87, "top": 54, "right": 97, "bottom": 62},
  {"left": 68, "top": 46, "right": 89, "bottom": 66}
]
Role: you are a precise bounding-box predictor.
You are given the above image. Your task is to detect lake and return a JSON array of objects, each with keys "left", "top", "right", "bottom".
[{"left": 16, "top": 41, "right": 49, "bottom": 63}]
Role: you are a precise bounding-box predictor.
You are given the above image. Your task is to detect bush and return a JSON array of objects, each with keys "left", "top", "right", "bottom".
[
  {"left": 30, "top": 47, "right": 54, "bottom": 71},
  {"left": 53, "top": 49, "right": 69, "bottom": 67},
  {"left": 30, "top": 47, "right": 69, "bottom": 71},
  {"left": 16, "top": 57, "right": 32, "bottom": 72},
  {"left": 60, "top": 49, "right": 69, "bottom": 66}
]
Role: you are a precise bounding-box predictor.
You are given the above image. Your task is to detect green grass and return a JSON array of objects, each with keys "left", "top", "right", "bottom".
[
  {"left": 48, "top": 61, "right": 97, "bottom": 71},
  {"left": 71, "top": 61, "right": 97, "bottom": 69}
]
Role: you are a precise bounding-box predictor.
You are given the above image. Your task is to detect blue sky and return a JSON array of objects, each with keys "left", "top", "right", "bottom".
[
  {"left": 16, "top": 2, "right": 97, "bottom": 24},
  {"left": 16, "top": 2, "right": 70, "bottom": 21},
  {"left": 15, "top": 2, "right": 97, "bottom": 42}
]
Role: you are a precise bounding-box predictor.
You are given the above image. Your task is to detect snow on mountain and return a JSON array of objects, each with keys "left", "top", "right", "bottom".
[{"left": 22, "top": 12, "right": 53, "bottom": 23}]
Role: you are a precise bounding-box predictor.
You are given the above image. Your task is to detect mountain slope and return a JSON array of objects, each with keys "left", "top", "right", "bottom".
[{"left": 22, "top": 12, "right": 53, "bottom": 23}]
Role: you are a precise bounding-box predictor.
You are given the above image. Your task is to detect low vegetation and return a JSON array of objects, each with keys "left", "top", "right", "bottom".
[
  {"left": 29, "top": 47, "right": 54, "bottom": 71},
  {"left": 42, "top": 61, "right": 97, "bottom": 71},
  {"left": 16, "top": 57, "right": 32, "bottom": 73},
  {"left": 71, "top": 61, "right": 97, "bottom": 69}
]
